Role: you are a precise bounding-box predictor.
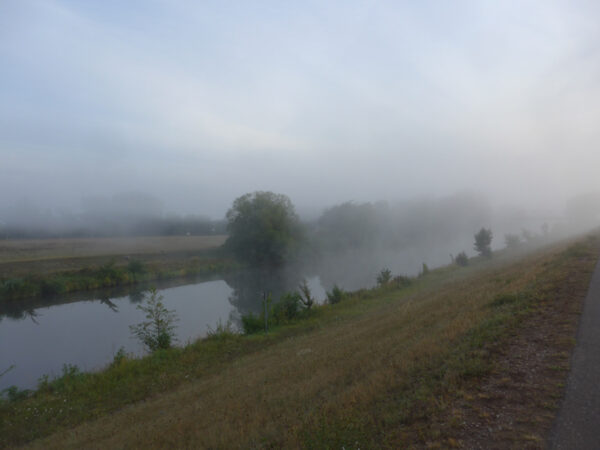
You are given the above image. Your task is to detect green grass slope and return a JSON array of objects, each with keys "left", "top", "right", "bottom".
[{"left": 1, "top": 233, "right": 598, "bottom": 448}]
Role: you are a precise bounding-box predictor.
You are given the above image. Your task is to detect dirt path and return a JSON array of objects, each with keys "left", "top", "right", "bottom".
[{"left": 548, "top": 258, "right": 600, "bottom": 449}]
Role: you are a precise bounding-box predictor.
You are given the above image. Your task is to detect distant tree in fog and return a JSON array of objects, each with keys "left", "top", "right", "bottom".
[
  {"left": 474, "top": 228, "right": 493, "bottom": 257},
  {"left": 455, "top": 251, "right": 469, "bottom": 266},
  {"left": 225, "top": 191, "right": 303, "bottom": 267},
  {"left": 315, "top": 202, "right": 380, "bottom": 251},
  {"left": 504, "top": 233, "right": 521, "bottom": 250}
]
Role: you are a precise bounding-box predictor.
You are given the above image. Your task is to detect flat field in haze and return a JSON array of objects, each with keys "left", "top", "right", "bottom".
[{"left": 0, "top": 236, "right": 227, "bottom": 278}]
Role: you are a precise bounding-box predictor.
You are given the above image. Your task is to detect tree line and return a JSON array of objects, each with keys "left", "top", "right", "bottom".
[{"left": 224, "top": 191, "right": 499, "bottom": 268}]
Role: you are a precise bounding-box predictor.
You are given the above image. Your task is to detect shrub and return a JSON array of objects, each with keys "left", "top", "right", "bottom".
[
  {"left": 110, "top": 347, "right": 128, "bottom": 368},
  {"left": 40, "top": 278, "right": 66, "bottom": 297},
  {"left": 298, "top": 279, "right": 315, "bottom": 309},
  {"left": 206, "top": 319, "right": 237, "bottom": 340},
  {"left": 1, "top": 386, "right": 31, "bottom": 402},
  {"left": 44, "top": 364, "right": 88, "bottom": 394},
  {"left": 455, "top": 251, "right": 469, "bottom": 267},
  {"left": 241, "top": 312, "right": 264, "bottom": 334},
  {"left": 420, "top": 263, "right": 429, "bottom": 277},
  {"left": 98, "top": 260, "right": 126, "bottom": 286},
  {"left": 127, "top": 259, "right": 146, "bottom": 280},
  {"left": 474, "top": 228, "right": 493, "bottom": 257},
  {"left": 326, "top": 284, "right": 345, "bottom": 305},
  {"left": 273, "top": 292, "right": 303, "bottom": 323},
  {"left": 376, "top": 268, "right": 392, "bottom": 286},
  {"left": 130, "top": 288, "right": 178, "bottom": 352},
  {"left": 1, "top": 279, "right": 26, "bottom": 296}
]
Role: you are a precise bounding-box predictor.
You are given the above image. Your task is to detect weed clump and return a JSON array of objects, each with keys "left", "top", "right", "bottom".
[
  {"left": 241, "top": 313, "right": 264, "bottom": 334},
  {"left": 241, "top": 291, "right": 306, "bottom": 334},
  {"left": 376, "top": 268, "right": 392, "bottom": 286},
  {"left": 326, "top": 284, "right": 345, "bottom": 305},
  {"left": 273, "top": 292, "right": 303, "bottom": 323},
  {"left": 130, "top": 288, "right": 178, "bottom": 352},
  {"left": 455, "top": 252, "right": 469, "bottom": 267},
  {"left": 298, "top": 279, "right": 315, "bottom": 309},
  {"left": 206, "top": 320, "right": 238, "bottom": 340}
]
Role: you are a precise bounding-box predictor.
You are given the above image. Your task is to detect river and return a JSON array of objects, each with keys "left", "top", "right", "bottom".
[{"left": 0, "top": 271, "right": 327, "bottom": 392}]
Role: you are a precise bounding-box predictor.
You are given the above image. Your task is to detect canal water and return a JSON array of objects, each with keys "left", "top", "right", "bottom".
[{"left": 0, "top": 272, "right": 327, "bottom": 392}]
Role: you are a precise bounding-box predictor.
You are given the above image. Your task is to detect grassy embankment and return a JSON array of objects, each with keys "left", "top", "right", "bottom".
[
  {"left": 1, "top": 233, "right": 598, "bottom": 448},
  {"left": 0, "top": 236, "right": 235, "bottom": 300}
]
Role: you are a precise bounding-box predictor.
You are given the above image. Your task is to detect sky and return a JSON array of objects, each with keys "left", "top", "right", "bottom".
[{"left": 1, "top": 0, "right": 600, "bottom": 219}]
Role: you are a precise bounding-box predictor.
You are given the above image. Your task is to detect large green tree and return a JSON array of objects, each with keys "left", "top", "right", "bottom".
[{"left": 225, "top": 191, "right": 303, "bottom": 266}]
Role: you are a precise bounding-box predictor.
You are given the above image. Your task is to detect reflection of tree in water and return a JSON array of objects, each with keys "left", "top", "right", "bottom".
[
  {"left": 98, "top": 295, "right": 119, "bottom": 312},
  {"left": 0, "top": 299, "right": 43, "bottom": 324},
  {"left": 315, "top": 250, "right": 381, "bottom": 292},
  {"left": 128, "top": 289, "right": 146, "bottom": 304},
  {"left": 224, "top": 268, "right": 304, "bottom": 316},
  {"left": 1, "top": 307, "right": 40, "bottom": 324}
]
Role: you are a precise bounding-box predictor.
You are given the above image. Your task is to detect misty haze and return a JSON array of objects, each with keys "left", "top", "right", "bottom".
[{"left": 2, "top": 1, "right": 600, "bottom": 448}]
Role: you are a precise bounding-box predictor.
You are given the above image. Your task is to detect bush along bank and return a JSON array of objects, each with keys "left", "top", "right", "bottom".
[{"left": 0, "top": 258, "right": 238, "bottom": 301}]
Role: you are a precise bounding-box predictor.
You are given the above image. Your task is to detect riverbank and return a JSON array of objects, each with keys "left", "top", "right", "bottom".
[
  {"left": 0, "top": 236, "right": 236, "bottom": 300},
  {"left": 1, "top": 234, "right": 598, "bottom": 448}
]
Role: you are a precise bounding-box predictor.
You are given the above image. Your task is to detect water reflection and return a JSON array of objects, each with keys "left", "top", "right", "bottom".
[
  {"left": 0, "top": 270, "right": 326, "bottom": 392},
  {"left": 224, "top": 268, "right": 312, "bottom": 315}
]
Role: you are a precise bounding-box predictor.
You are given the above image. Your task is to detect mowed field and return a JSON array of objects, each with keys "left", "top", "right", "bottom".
[{"left": 0, "top": 236, "right": 227, "bottom": 277}]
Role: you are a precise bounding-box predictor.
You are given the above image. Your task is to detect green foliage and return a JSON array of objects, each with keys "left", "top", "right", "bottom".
[
  {"left": 241, "top": 291, "right": 306, "bottom": 335},
  {"left": 240, "top": 312, "right": 264, "bottom": 335},
  {"left": 420, "top": 263, "right": 429, "bottom": 276},
  {"left": 206, "top": 319, "right": 238, "bottom": 340},
  {"left": 474, "top": 228, "right": 493, "bottom": 257},
  {"left": 127, "top": 259, "right": 146, "bottom": 280},
  {"left": 298, "top": 279, "right": 315, "bottom": 310},
  {"left": 0, "top": 278, "right": 34, "bottom": 299},
  {"left": 98, "top": 260, "right": 126, "bottom": 286},
  {"left": 326, "top": 284, "right": 345, "bottom": 304},
  {"left": 225, "top": 191, "right": 304, "bottom": 267},
  {"left": 376, "top": 268, "right": 392, "bottom": 286},
  {"left": 0, "top": 256, "right": 237, "bottom": 301},
  {"left": 50, "top": 364, "right": 87, "bottom": 393},
  {"left": 39, "top": 278, "right": 66, "bottom": 297},
  {"left": 129, "top": 288, "right": 178, "bottom": 352},
  {"left": 1, "top": 386, "right": 31, "bottom": 402},
  {"left": 455, "top": 251, "right": 469, "bottom": 267},
  {"left": 273, "top": 292, "right": 303, "bottom": 323},
  {"left": 110, "top": 347, "right": 128, "bottom": 368}
]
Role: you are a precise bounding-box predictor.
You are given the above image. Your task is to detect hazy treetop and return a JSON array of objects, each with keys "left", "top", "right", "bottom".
[{"left": 1, "top": 1, "right": 599, "bottom": 218}]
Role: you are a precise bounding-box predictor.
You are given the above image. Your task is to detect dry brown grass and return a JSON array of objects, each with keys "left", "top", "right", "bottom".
[{"left": 24, "top": 237, "right": 598, "bottom": 449}]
